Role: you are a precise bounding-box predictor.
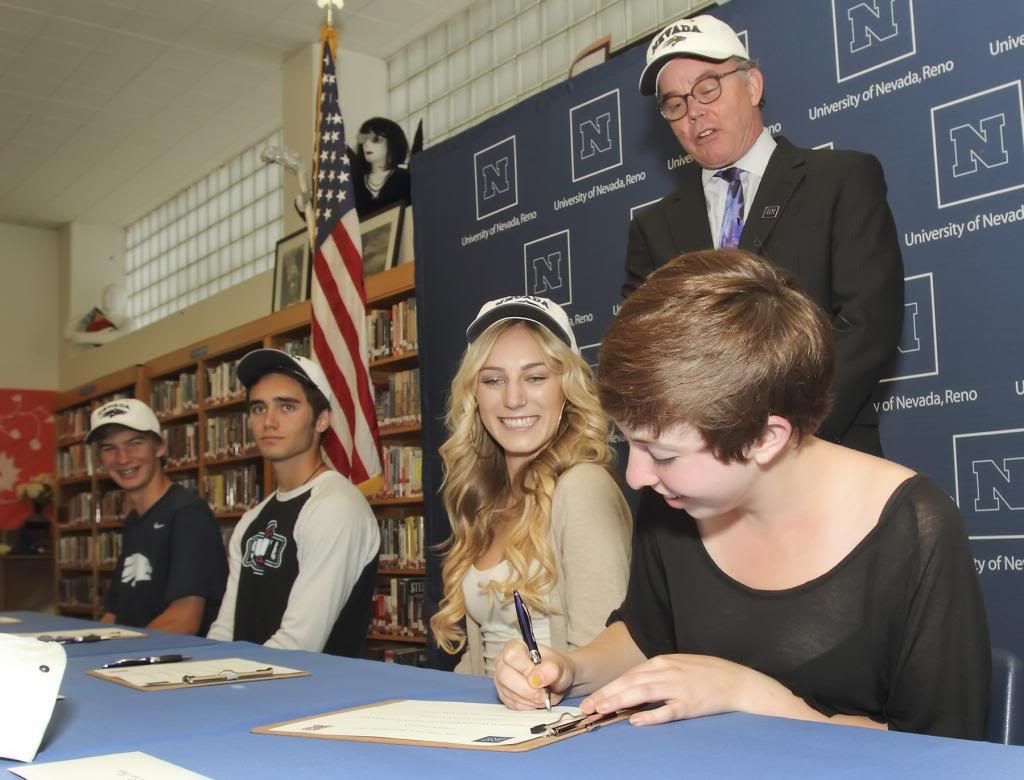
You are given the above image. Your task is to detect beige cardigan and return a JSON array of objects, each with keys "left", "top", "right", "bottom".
[{"left": 454, "top": 462, "right": 632, "bottom": 675}]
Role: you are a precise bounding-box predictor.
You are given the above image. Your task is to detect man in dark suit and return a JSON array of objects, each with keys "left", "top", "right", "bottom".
[{"left": 624, "top": 15, "right": 903, "bottom": 456}]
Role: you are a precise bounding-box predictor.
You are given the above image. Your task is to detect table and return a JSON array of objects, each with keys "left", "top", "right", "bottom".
[
  {"left": 2, "top": 612, "right": 1023, "bottom": 778},
  {"left": 0, "top": 611, "right": 218, "bottom": 657}
]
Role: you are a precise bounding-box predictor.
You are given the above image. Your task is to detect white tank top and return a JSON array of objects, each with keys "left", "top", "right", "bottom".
[{"left": 462, "top": 560, "right": 552, "bottom": 677}]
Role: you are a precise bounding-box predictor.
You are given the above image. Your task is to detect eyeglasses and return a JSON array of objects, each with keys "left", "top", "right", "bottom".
[{"left": 657, "top": 67, "right": 745, "bottom": 121}]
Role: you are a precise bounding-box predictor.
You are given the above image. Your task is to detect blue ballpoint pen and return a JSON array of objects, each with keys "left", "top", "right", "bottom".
[{"left": 513, "top": 589, "right": 551, "bottom": 712}]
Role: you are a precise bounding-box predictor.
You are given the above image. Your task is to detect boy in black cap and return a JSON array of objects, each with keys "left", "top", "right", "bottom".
[
  {"left": 206, "top": 349, "right": 379, "bottom": 656},
  {"left": 89, "top": 398, "right": 226, "bottom": 634}
]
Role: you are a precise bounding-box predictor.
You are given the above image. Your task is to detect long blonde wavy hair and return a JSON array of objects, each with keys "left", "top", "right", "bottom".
[{"left": 430, "top": 320, "right": 615, "bottom": 655}]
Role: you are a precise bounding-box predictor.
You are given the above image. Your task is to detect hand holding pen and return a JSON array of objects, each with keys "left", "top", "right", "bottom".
[{"left": 513, "top": 589, "right": 551, "bottom": 712}]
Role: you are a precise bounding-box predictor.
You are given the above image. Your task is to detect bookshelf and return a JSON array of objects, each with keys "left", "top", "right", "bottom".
[
  {"left": 53, "top": 366, "right": 142, "bottom": 618},
  {"left": 51, "top": 264, "right": 427, "bottom": 657}
]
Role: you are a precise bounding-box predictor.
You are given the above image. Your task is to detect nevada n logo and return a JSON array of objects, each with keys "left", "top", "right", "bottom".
[
  {"left": 954, "top": 429, "right": 1024, "bottom": 540},
  {"left": 832, "top": 0, "right": 916, "bottom": 83},
  {"left": 522, "top": 230, "right": 572, "bottom": 306},
  {"left": 930, "top": 81, "right": 1024, "bottom": 208},
  {"left": 880, "top": 273, "right": 938, "bottom": 382},
  {"left": 242, "top": 519, "right": 287, "bottom": 575},
  {"left": 474, "top": 136, "right": 518, "bottom": 220},
  {"left": 569, "top": 90, "right": 622, "bottom": 182}
]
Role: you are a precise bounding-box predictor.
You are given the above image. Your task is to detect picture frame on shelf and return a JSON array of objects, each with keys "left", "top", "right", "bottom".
[
  {"left": 272, "top": 229, "right": 311, "bottom": 312},
  {"left": 360, "top": 203, "right": 402, "bottom": 276}
]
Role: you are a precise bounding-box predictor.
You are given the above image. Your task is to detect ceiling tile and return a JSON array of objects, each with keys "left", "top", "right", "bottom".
[
  {"left": 0, "top": 5, "right": 49, "bottom": 36},
  {"left": 115, "top": 11, "right": 191, "bottom": 41},
  {"left": 39, "top": 15, "right": 111, "bottom": 48},
  {"left": 55, "top": 0, "right": 136, "bottom": 29}
]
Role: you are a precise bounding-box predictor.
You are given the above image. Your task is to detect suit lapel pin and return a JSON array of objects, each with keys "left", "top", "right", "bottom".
[{"left": 762, "top": 205, "right": 781, "bottom": 219}]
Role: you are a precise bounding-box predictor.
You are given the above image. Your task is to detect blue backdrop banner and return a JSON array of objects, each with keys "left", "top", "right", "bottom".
[{"left": 412, "top": 0, "right": 1024, "bottom": 663}]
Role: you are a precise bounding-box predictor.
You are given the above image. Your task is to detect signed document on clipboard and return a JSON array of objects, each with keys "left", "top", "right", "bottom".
[
  {"left": 253, "top": 700, "right": 632, "bottom": 752},
  {"left": 87, "top": 657, "right": 309, "bottom": 691}
]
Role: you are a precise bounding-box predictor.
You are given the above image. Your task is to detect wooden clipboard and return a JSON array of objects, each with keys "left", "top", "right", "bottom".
[
  {"left": 252, "top": 699, "right": 634, "bottom": 752},
  {"left": 86, "top": 657, "right": 309, "bottom": 692}
]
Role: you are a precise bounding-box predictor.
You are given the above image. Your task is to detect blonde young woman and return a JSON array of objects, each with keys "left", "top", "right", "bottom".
[{"left": 430, "top": 296, "right": 632, "bottom": 676}]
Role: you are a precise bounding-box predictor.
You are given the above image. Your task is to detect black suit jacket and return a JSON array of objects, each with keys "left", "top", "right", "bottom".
[{"left": 623, "top": 138, "right": 904, "bottom": 451}]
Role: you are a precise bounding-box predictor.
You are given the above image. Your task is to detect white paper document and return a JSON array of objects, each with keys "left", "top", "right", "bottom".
[
  {"left": 15, "top": 628, "right": 146, "bottom": 642},
  {"left": 7, "top": 751, "right": 210, "bottom": 779},
  {"left": 91, "top": 657, "right": 305, "bottom": 688},
  {"left": 0, "top": 616, "right": 20, "bottom": 624},
  {"left": 267, "top": 700, "right": 582, "bottom": 746},
  {"left": 0, "top": 634, "right": 66, "bottom": 763}
]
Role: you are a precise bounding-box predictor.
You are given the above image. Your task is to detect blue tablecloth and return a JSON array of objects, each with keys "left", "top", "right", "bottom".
[
  {"left": 2, "top": 612, "right": 1023, "bottom": 778},
  {"left": 0, "top": 611, "right": 218, "bottom": 657}
]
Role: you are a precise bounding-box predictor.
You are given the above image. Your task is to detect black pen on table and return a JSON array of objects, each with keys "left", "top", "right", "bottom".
[
  {"left": 513, "top": 589, "right": 551, "bottom": 712},
  {"left": 102, "top": 654, "right": 191, "bottom": 669}
]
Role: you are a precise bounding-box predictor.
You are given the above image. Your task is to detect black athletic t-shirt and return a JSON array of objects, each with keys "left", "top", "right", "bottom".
[
  {"left": 610, "top": 475, "right": 990, "bottom": 739},
  {"left": 104, "top": 482, "right": 227, "bottom": 634}
]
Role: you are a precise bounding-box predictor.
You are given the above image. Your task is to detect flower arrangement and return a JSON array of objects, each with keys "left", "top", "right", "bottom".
[{"left": 15, "top": 473, "right": 54, "bottom": 509}]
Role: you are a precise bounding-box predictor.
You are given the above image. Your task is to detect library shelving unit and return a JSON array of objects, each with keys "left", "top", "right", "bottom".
[
  {"left": 362, "top": 263, "right": 427, "bottom": 662},
  {"left": 53, "top": 365, "right": 142, "bottom": 618},
  {"left": 51, "top": 264, "right": 426, "bottom": 657}
]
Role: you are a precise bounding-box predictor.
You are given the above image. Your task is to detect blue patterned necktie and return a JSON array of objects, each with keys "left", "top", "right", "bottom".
[{"left": 715, "top": 166, "right": 745, "bottom": 249}]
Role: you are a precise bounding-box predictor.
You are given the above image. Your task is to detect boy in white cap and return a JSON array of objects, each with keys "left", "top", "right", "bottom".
[
  {"left": 206, "top": 349, "right": 379, "bottom": 657},
  {"left": 88, "top": 398, "right": 226, "bottom": 634},
  {"left": 624, "top": 14, "right": 903, "bottom": 457}
]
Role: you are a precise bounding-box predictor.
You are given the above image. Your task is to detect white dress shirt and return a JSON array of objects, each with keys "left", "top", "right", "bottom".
[{"left": 702, "top": 127, "right": 777, "bottom": 248}]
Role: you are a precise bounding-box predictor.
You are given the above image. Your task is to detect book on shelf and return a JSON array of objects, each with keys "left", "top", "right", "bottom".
[
  {"left": 375, "top": 369, "right": 421, "bottom": 429},
  {"left": 164, "top": 422, "right": 199, "bottom": 465},
  {"left": 99, "top": 489, "right": 127, "bottom": 522},
  {"left": 367, "top": 298, "right": 418, "bottom": 361},
  {"left": 56, "top": 407, "right": 90, "bottom": 440},
  {"left": 371, "top": 577, "right": 426, "bottom": 638},
  {"left": 58, "top": 575, "right": 93, "bottom": 606},
  {"left": 63, "top": 492, "right": 94, "bottom": 526},
  {"left": 58, "top": 534, "right": 94, "bottom": 566},
  {"left": 57, "top": 443, "right": 89, "bottom": 479},
  {"left": 205, "top": 413, "right": 256, "bottom": 459},
  {"left": 171, "top": 475, "right": 199, "bottom": 494},
  {"left": 378, "top": 445, "right": 423, "bottom": 499},
  {"left": 151, "top": 372, "right": 199, "bottom": 417},
  {"left": 97, "top": 530, "right": 122, "bottom": 566},
  {"left": 279, "top": 335, "right": 311, "bottom": 359},
  {"left": 205, "top": 464, "right": 261, "bottom": 513},
  {"left": 206, "top": 359, "right": 245, "bottom": 403},
  {"left": 378, "top": 515, "right": 425, "bottom": 570}
]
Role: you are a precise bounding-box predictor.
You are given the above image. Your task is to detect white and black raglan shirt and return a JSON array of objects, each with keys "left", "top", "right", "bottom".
[{"left": 207, "top": 470, "right": 379, "bottom": 653}]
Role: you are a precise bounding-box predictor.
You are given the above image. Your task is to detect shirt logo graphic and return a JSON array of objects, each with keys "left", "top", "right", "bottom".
[
  {"left": 122, "top": 553, "right": 153, "bottom": 587},
  {"left": 242, "top": 519, "right": 288, "bottom": 575},
  {"left": 152, "top": 522, "right": 165, "bottom": 529}
]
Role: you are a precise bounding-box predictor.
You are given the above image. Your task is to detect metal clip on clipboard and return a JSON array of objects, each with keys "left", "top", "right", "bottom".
[
  {"left": 183, "top": 667, "right": 276, "bottom": 685},
  {"left": 530, "top": 710, "right": 621, "bottom": 737},
  {"left": 140, "top": 667, "right": 277, "bottom": 687}
]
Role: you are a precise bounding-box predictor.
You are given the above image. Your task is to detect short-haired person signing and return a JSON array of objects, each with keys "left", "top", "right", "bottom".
[
  {"left": 207, "top": 350, "right": 379, "bottom": 656},
  {"left": 430, "top": 297, "right": 632, "bottom": 676},
  {"left": 90, "top": 399, "right": 226, "bottom": 635},
  {"left": 624, "top": 16, "right": 903, "bottom": 456},
  {"left": 495, "top": 251, "right": 990, "bottom": 739}
]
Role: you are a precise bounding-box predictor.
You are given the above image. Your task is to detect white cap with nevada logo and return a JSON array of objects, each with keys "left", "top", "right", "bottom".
[
  {"left": 639, "top": 15, "right": 749, "bottom": 96},
  {"left": 85, "top": 398, "right": 161, "bottom": 443},
  {"left": 466, "top": 295, "right": 579, "bottom": 355}
]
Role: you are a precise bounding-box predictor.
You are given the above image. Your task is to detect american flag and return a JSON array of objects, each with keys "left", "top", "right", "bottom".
[{"left": 310, "top": 37, "right": 382, "bottom": 486}]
